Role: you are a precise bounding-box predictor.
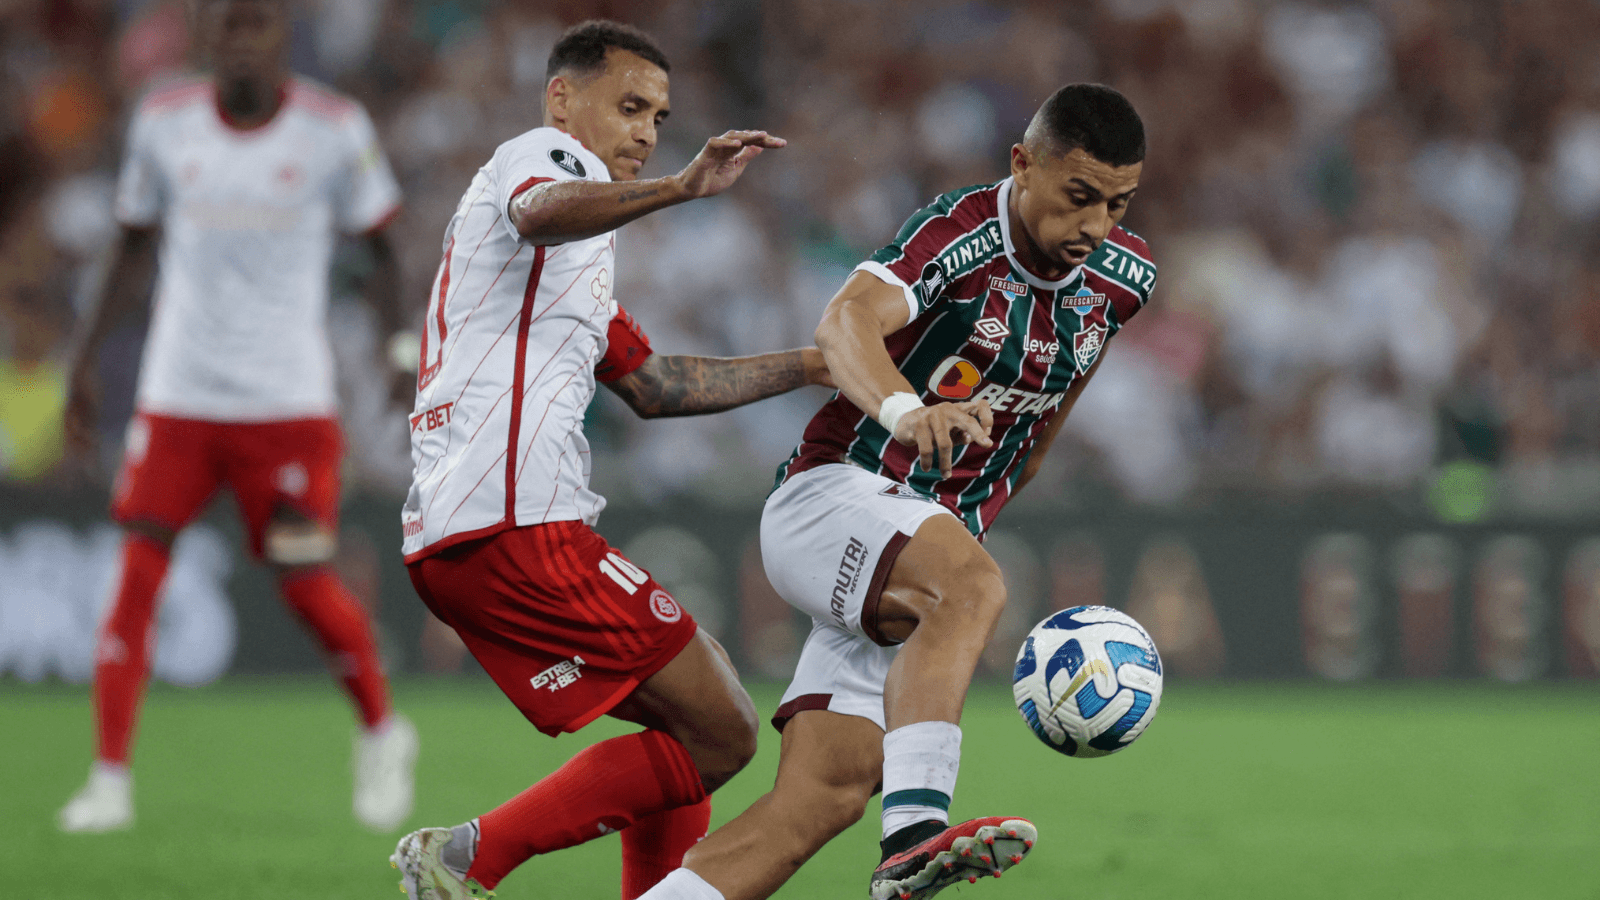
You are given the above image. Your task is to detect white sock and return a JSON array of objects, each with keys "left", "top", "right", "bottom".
[
  {"left": 638, "top": 868, "right": 724, "bottom": 900},
  {"left": 364, "top": 714, "right": 395, "bottom": 737},
  {"left": 91, "top": 760, "right": 131, "bottom": 783},
  {"left": 880, "top": 721, "right": 962, "bottom": 838}
]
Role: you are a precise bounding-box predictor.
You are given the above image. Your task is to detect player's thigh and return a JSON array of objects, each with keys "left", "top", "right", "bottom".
[
  {"left": 407, "top": 522, "right": 700, "bottom": 739},
  {"left": 608, "top": 627, "right": 759, "bottom": 763},
  {"left": 223, "top": 418, "right": 343, "bottom": 563},
  {"left": 110, "top": 412, "right": 223, "bottom": 535},
  {"left": 875, "top": 513, "right": 1006, "bottom": 643},
  {"left": 761, "top": 464, "right": 954, "bottom": 647},
  {"left": 773, "top": 617, "right": 897, "bottom": 733}
]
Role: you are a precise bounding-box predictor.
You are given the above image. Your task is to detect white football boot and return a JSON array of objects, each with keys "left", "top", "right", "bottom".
[
  {"left": 57, "top": 762, "right": 134, "bottom": 833},
  {"left": 354, "top": 712, "right": 419, "bottom": 832},
  {"left": 391, "top": 827, "right": 495, "bottom": 899}
]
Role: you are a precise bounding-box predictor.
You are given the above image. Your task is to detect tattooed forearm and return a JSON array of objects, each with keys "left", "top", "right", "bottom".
[
  {"left": 609, "top": 351, "right": 810, "bottom": 418},
  {"left": 616, "top": 187, "right": 662, "bottom": 204}
]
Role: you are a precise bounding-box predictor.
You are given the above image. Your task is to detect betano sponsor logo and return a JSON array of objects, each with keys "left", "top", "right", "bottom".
[{"left": 927, "top": 355, "right": 1065, "bottom": 415}]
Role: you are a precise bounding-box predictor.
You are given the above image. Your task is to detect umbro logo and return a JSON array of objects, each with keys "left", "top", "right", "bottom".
[
  {"left": 974, "top": 317, "right": 1010, "bottom": 340},
  {"left": 550, "top": 148, "right": 586, "bottom": 178}
]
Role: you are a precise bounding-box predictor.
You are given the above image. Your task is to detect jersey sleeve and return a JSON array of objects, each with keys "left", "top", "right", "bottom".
[
  {"left": 114, "top": 105, "right": 165, "bottom": 227},
  {"left": 494, "top": 130, "right": 604, "bottom": 242},
  {"left": 852, "top": 191, "right": 982, "bottom": 323},
  {"left": 594, "top": 303, "right": 654, "bottom": 383},
  {"left": 333, "top": 104, "right": 402, "bottom": 234}
]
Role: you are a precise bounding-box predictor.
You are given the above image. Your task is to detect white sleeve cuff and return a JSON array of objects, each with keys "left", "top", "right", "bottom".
[{"left": 853, "top": 260, "right": 918, "bottom": 323}]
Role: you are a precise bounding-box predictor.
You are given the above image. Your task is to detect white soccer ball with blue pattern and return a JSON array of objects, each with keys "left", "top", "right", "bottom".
[{"left": 1013, "top": 605, "right": 1163, "bottom": 758}]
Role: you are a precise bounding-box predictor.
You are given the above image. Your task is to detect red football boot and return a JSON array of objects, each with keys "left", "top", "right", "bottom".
[{"left": 869, "top": 817, "right": 1038, "bottom": 900}]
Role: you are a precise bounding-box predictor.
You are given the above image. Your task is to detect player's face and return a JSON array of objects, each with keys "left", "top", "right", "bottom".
[
  {"left": 550, "top": 50, "right": 671, "bottom": 182},
  {"left": 1010, "top": 145, "right": 1142, "bottom": 274},
  {"left": 202, "top": 0, "right": 288, "bottom": 87}
]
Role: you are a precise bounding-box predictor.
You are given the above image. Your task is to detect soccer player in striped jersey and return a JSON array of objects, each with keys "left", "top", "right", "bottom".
[
  {"left": 58, "top": 0, "right": 416, "bottom": 835},
  {"left": 636, "top": 84, "right": 1153, "bottom": 900},
  {"left": 388, "top": 20, "right": 825, "bottom": 900}
]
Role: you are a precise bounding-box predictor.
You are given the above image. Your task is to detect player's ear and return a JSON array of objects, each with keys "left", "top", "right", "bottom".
[
  {"left": 1010, "top": 144, "right": 1030, "bottom": 185},
  {"left": 545, "top": 76, "right": 571, "bottom": 126}
]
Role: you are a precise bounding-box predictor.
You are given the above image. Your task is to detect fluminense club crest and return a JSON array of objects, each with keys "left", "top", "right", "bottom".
[{"left": 1073, "top": 323, "right": 1107, "bottom": 373}]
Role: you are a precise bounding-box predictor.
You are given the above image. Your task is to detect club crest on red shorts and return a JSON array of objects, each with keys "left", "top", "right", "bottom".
[{"left": 649, "top": 589, "right": 682, "bottom": 623}]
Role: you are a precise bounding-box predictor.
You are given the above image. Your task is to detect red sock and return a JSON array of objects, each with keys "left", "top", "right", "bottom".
[
  {"left": 468, "top": 730, "right": 707, "bottom": 890},
  {"left": 94, "top": 532, "right": 172, "bottom": 764},
  {"left": 621, "top": 797, "right": 712, "bottom": 900},
  {"left": 278, "top": 568, "right": 391, "bottom": 728}
]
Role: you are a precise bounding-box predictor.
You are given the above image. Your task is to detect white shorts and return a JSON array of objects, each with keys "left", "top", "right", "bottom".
[{"left": 760, "top": 463, "right": 956, "bottom": 732}]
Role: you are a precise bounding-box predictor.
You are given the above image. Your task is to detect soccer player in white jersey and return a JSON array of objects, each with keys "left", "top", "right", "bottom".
[
  {"left": 635, "top": 85, "right": 1152, "bottom": 900},
  {"left": 387, "top": 20, "right": 830, "bottom": 900},
  {"left": 57, "top": 0, "right": 416, "bottom": 833}
]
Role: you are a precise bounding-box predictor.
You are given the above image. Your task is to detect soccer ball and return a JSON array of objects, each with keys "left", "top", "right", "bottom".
[{"left": 1012, "top": 605, "right": 1163, "bottom": 758}]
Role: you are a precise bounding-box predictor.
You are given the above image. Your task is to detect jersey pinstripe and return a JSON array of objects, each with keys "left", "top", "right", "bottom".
[
  {"left": 402, "top": 127, "right": 617, "bottom": 561},
  {"left": 775, "top": 177, "right": 1157, "bottom": 537}
]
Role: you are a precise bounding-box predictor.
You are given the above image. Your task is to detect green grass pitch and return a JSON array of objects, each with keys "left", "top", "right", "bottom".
[{"left": 4, "top": 679, "right": 1597, "bottom": 899}]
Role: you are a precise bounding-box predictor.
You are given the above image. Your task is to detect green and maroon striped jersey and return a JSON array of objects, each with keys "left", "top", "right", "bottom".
[{"left": 774, "top": 177, "right": 1156, "bottom": 537}]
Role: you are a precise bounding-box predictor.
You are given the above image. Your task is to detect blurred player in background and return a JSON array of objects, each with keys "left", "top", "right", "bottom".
[
  {"left": 388, "top": 20, "right": 824, "bottom": 900},
  {"left": 58, "top": 0, "right": 416, "bottom": 833},
  {"left": 636, "top": 84, "right": 1154, "bottom": 900}
]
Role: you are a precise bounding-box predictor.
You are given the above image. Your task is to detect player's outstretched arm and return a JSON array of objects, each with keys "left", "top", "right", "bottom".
[
  {"left": 604, "top": 348, "right": 831, "bottom": 419},
  {"left": 509, "top": 130, "right": 786, "bottom": 246},
  {"left": 63, "top": 224, "right": 160, "bottom": 456},
  {"left": 1013, "top": 355, "right": 1102, "bottom": 496},
  {"left": 814, "top": 271, "right": 993, "bottom": 478}
]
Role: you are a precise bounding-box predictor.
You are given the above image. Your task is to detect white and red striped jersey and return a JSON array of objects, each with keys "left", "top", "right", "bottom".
[
  {"left": 402, "top": 127, "right": 619, "bottom": 561},
  {"left": 115, "top": 74, "right": 401, "bottom": 421}
]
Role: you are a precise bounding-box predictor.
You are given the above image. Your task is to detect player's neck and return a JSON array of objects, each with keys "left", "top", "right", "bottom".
[
  {"left": 215, "top": 76, "right": 288, "bottom": 131},
  {"left": 1005, "top": 192, "right": 1072, "bottom": 283}
]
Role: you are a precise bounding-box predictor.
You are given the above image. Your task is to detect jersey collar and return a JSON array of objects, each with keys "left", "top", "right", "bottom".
[{"left": 997, "top": 177, "right": 1083, "bottom": 292}]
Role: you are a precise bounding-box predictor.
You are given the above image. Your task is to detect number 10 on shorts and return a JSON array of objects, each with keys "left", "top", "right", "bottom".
[{"left": 599, "top": 551, "right": 649, "bottom": 594}]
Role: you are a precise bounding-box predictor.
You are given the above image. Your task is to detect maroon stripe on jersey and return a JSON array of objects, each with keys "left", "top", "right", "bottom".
[
  {"left": 1083, "top": 269, "right": 1141, "bottom": 325},
  {"left": 506, "top": 246, "right": 548, "bottom": 521},
  {"left": 884, "top": 188, "right": 998, "bottom": 287}
]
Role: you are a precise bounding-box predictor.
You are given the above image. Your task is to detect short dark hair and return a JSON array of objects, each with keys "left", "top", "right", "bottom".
[
  {"left": 1026, "top": 83, "right": 1145, "bottom": 167},
  {"left": 546, "top": 20, "right": 670, "bottom": 85}
]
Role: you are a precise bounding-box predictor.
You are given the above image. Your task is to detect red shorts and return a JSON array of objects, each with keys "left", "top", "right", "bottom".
[
  {"left": 407, "top": 521, "right": 697, "bottom": 736},
  {"left": 112, "top": 412, "right": 343, "bottom": 558}
]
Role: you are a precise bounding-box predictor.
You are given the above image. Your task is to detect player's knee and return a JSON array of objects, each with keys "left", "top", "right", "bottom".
[
  {"left": 263, "top": 510, "right": 337, "bottom": 567},
  {"left": 695, "top": 698, "right": 760, "bottom": 792},
  {"left": 783, "top": 776, "right": 874, "bottom": 849}
]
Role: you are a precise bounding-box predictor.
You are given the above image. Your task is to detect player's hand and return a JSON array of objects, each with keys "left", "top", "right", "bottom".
[
  {"left": 893, "top": 400, "right": 994, "bottom": 479},
  {"left": 63, "top": 365, "right": 100, "bottom": 460},
  {"left": 675, "top": 130, "right": 786, "bottom": 199},
  {"left": 800, "top": 347, "right": 835, "bottom": 389}
]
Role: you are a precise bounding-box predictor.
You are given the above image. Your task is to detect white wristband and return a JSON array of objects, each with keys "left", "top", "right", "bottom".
[{"left": 878, "top": 392, "right": 924, "bottom": 435}]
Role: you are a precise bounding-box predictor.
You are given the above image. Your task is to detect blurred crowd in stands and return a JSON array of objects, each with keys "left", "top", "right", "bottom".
[{"left": 3, "top": 0, "right": 1599, "bottom": 516}]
